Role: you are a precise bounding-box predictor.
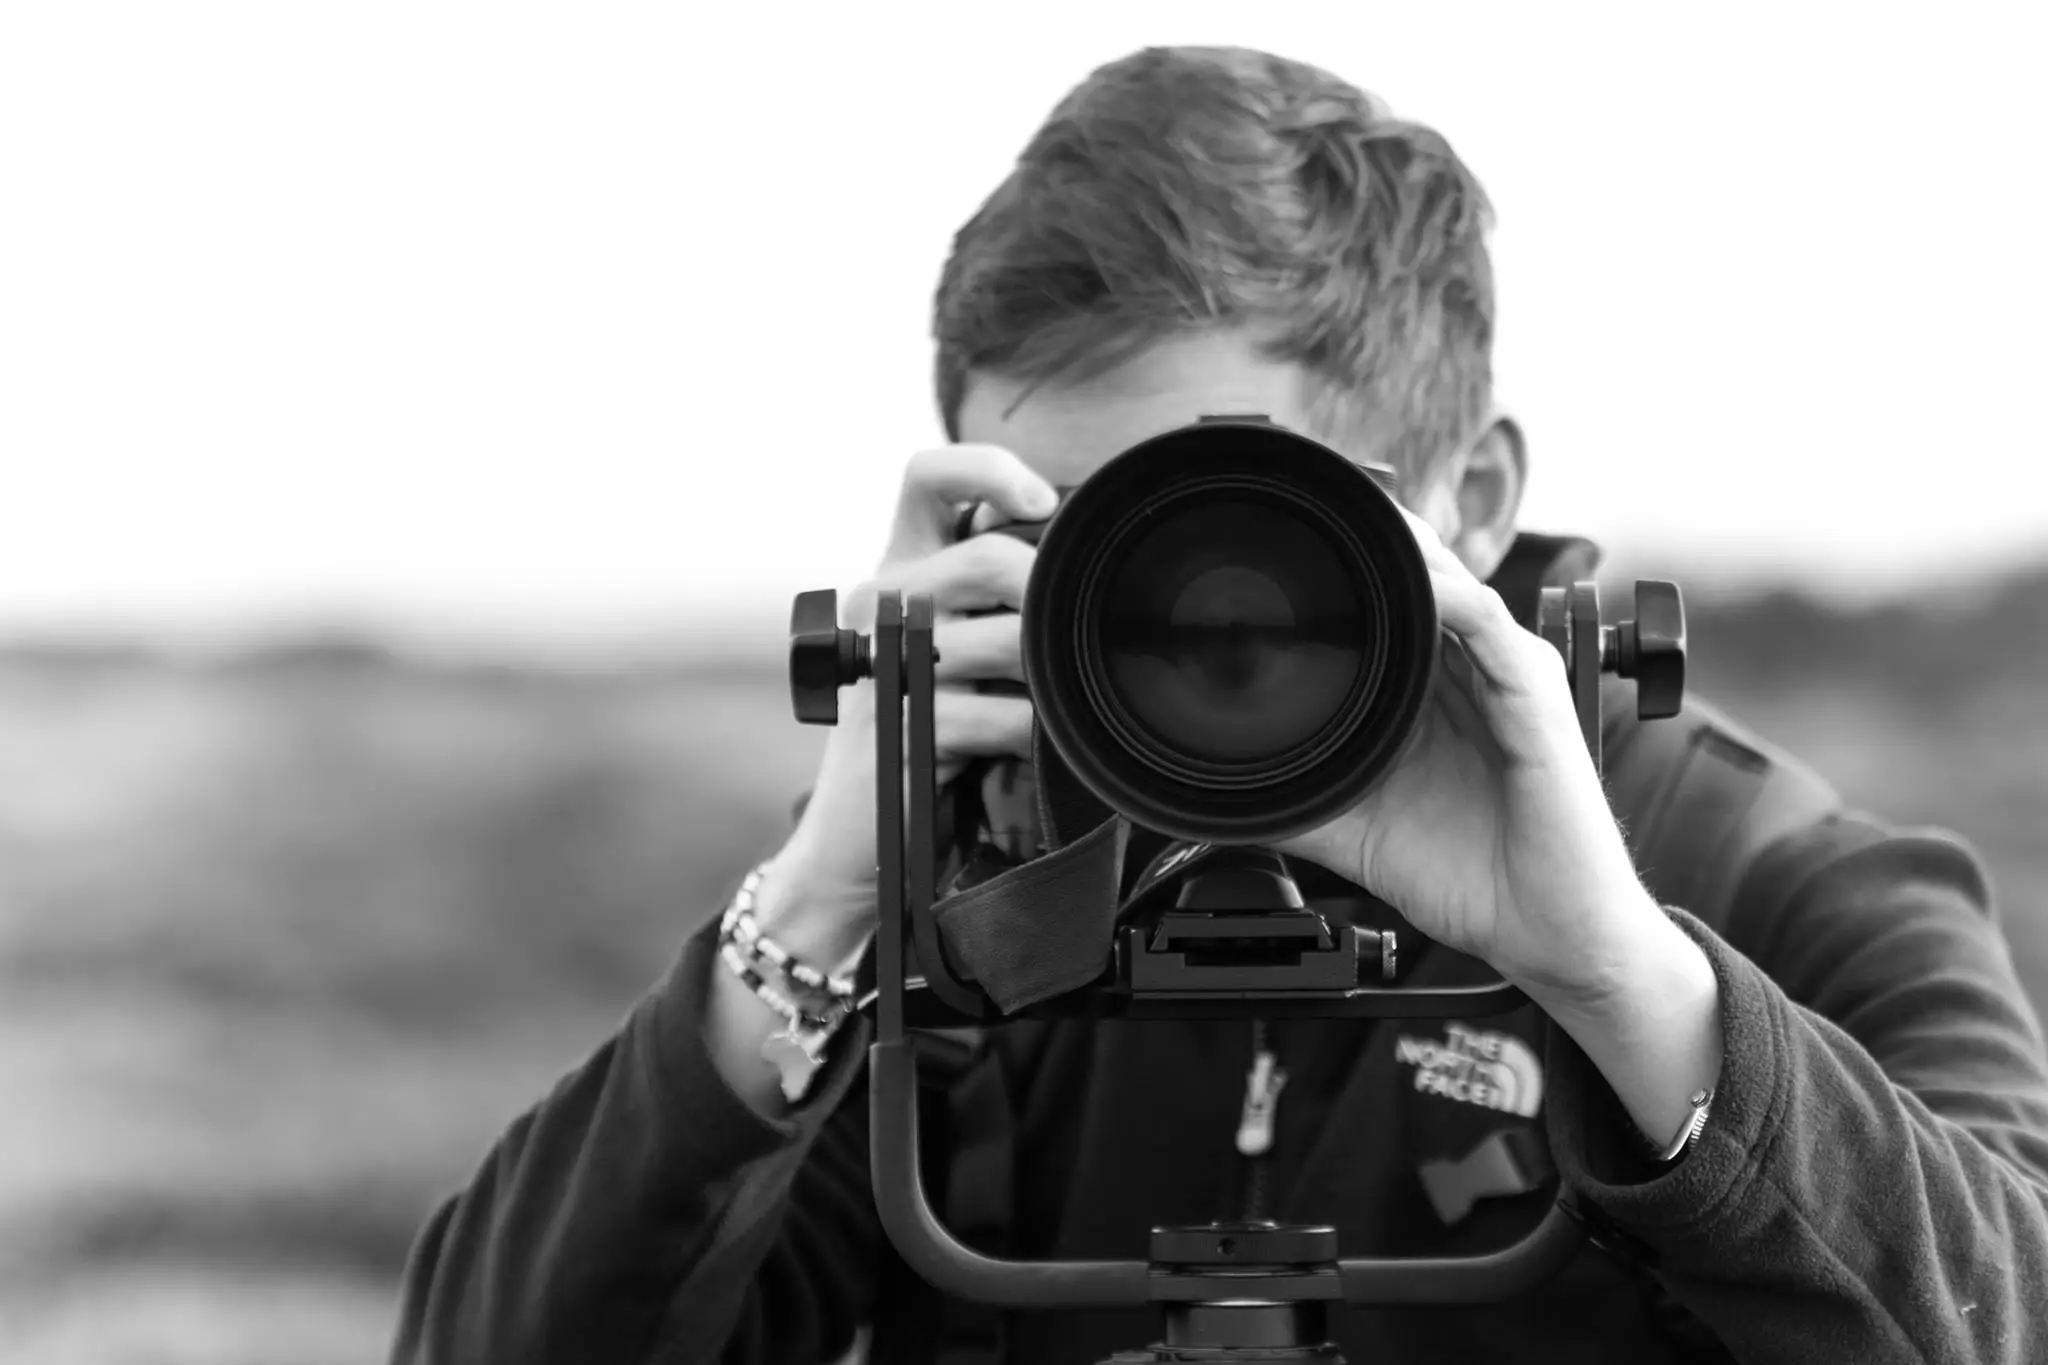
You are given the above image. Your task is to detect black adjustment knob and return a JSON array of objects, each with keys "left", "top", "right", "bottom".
[
  {"left": 1609, "top": 581, "right": 1686, "bottom": 720},
  {"left": 788, "top": 590, "right": 871, "bottom": 726}
]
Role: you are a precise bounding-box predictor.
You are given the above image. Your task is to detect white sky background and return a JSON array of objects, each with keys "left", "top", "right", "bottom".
[{"left": 2, "top": 3, "right": 2043, "bottom": 652}]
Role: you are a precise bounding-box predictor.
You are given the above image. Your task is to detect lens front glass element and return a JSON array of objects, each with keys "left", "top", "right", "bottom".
[{"left": 1097, "top": 498, "right": 1369, "bottom": 766}]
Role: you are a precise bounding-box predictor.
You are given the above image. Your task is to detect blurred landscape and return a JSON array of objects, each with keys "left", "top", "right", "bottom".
[{"left": 2, "top": 566, "right": 2046, "bottom": 1365}]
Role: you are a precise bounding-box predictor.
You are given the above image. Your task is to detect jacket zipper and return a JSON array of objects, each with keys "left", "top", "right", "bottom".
[{"left": 1236, "top": 1018, "right": 1287, "bottom": 1220}]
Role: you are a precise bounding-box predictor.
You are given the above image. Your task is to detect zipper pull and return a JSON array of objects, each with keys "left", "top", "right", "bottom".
[{"left": 1236, "top": 1047, "right": 1288, "bottom": 1157}]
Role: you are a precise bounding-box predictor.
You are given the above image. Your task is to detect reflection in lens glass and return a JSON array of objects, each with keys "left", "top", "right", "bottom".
[{"left": 1098, "top": 499, "right": 1371, "bottom": 764}]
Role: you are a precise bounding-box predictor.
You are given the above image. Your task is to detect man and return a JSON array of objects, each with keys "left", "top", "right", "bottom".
[{"left": 390, "top": 47, "right": 2048, "bottom": 1364}]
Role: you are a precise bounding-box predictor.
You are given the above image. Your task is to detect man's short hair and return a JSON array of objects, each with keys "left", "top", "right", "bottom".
[{"left": 933, "top": 46, "right": 1497, "bottom": 484}]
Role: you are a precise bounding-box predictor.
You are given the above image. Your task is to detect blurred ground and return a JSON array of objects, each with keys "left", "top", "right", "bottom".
[{"left": 1, "top": 577, "right": 2044, "bottom": 1365}]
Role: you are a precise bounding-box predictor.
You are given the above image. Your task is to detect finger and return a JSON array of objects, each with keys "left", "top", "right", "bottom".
[
  {"left": 932, "top": 689, "right": 1034, "bottom": 762},
  {"left": 965, "top": 499, "right": 1012, "bottom": 537},
  {"left": 1393, "top": 509, "right": 1556, "bottom": 696},
  {"left": 1433, "top": 634, "right": 1510, "bottom": 763},
  {"left": 892, "top": 532, "right": 1036, "bottom": 613},
  {"left": 1436, "top": 630, "right": 1482, "bottom": 708},
  {"left": 1397, "top": 506, "right": 1467, "bottom": 576},
  {"left": 965, "top": 485, "right": 1068, "bottom": 537},
  {"left": 932, "top": 612, "right": 1024, "bottom": 683},
  {"left": 1427, "top": 565, "right": 1554, "bottom": 696},
  {"left": 889, "top": 445, "right": 1059, "bottom": 557}
]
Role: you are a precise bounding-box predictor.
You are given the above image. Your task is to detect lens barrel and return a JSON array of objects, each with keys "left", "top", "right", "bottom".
[{"left": 1022, "top": 419, "right": 1436, "bottom": 844}]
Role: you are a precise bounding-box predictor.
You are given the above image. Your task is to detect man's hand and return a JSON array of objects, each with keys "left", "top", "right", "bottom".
[
  {"left": 1275, "top": 510, "right": 1725, "bottom": 1152},
  {"left": 709, "top": 444, "right": 1054, "bottom": 1115},
  {"left": 756, "top": 445, "right": 1057, "bottom": 954},
  {"left": 1274, "top": 508, "right": 1666, "bottom": 1009}
]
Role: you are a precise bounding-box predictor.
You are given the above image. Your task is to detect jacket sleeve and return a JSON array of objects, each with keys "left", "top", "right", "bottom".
[
  {"left": 1543, "top": 822, "right": 2048, "bottom": 1362},
  {"left": 389, "top": 915, "right": 881, "bottom": 1365}
]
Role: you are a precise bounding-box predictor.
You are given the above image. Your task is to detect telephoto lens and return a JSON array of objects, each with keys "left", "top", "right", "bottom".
[{"left": 1021, "top": 417, "right": 1438, "bottom": 845}]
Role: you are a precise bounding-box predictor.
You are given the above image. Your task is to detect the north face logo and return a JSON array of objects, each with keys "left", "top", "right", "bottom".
[{"left": 1394, "top": 1022, "right": 1544, "bottom": 1118}]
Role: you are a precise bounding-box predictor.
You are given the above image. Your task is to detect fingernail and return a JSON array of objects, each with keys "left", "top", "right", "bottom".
[{"left": 1025, "top": 484, "right": 1059, "bottom": 517}]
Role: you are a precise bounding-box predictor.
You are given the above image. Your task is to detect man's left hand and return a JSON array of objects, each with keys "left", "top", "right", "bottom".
[{"left": 1274, "top": 509, "right": 1665, "bottom": 1010}]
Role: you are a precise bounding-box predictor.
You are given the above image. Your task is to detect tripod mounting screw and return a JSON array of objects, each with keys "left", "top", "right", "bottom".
[
  {"left": 789, "top": 589, "right": 872, "bottom": 726},
  {"left": 1603, "top": 581, "right": 1686, "bottom": 720}
]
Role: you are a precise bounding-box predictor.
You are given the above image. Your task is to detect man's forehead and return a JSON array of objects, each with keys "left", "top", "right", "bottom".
[{"left": 954, "top": 331, "right": 1319, "bottom": 486}]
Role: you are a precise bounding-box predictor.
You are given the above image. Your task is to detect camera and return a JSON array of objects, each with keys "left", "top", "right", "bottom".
[
  {"left": 785, "top": 414, "right": 1688, "bottom": 1362},
  {"left": 790, "top": 414, "right": 1685, "bottom": 1028}
]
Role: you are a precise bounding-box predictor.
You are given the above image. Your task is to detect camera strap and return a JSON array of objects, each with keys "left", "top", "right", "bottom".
[{"left": 930, "top": 804, "right": 1132, "bottom": 1014}]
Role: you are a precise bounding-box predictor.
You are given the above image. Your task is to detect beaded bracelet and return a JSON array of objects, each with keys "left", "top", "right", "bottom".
[
  {"left": 717, "top": 939, "right": 849, "bottom": 1040},
  {"left": 715, "top": 861, "right": 860, "bottom": 1103},
  {"left": 720, "top": 864, "right": 859, "bottom": 1001}
]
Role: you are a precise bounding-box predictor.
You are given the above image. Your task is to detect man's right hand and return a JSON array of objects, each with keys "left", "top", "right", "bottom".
[{"left": 748, "top": 444, "right": 1057, "bottom": 965}]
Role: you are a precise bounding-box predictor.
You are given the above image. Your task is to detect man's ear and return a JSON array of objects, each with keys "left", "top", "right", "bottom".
[{"left": 1444, "top": 413, "right": 1528, "bottom": 582}]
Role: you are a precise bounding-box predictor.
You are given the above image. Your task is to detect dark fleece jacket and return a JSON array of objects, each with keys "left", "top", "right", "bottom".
[{"left": 391, "top": 807, "right": 2048, "bottom": 1363}]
